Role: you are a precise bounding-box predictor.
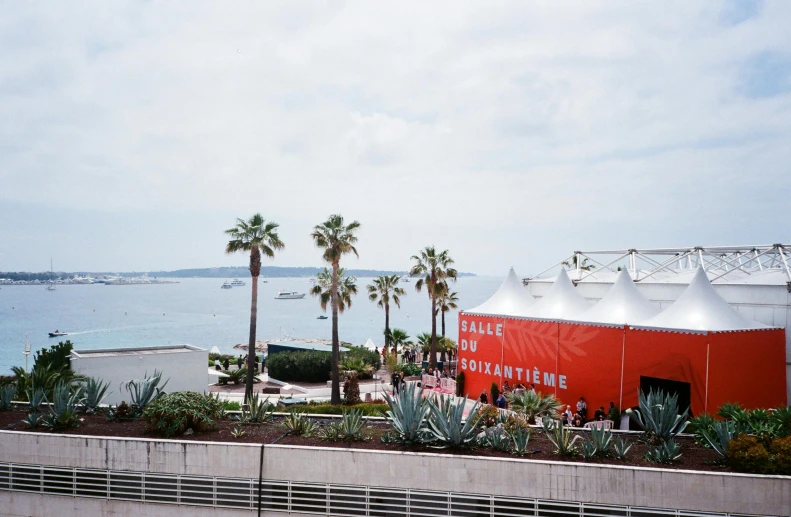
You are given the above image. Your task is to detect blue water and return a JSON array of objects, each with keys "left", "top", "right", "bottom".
[{"left": 0, "top": 276, "right": 501, "bottom": 374}]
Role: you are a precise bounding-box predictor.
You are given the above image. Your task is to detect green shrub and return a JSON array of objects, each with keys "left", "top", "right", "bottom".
[
  {"left": 687, "top": 413, "right": 718, "bottom": 448},
  {"left": 396, "top": 363, "right": 422, "bottom": 377},
  {"left": 770, "top": 406, "right": 791, "bottom": 437},
  {"left": 344, "top": 346, "right": 381, "bottom": 371},
  {"left": 770, "top": 436, "right": 791, "bottom": 475},
  {"left": 455, "top": 371, "right": 465, "bottom": 396},
  {"left": 490, "top": 383, "right": 500, "bottom": 405},
  {"left": 34, "top": 341, "right": 73, "bottom": 372},
  {"left": 267, "top": 351, "right": 332, "bottom": 383},
  {"left": 728, "top": 435, "right": 772, "bottom": 473},
  {"left": 223, "top": 400, "right": 241, "bottom": 411},
  {"left": 143, "top": 392, "right": 225, "bottom": 438}
]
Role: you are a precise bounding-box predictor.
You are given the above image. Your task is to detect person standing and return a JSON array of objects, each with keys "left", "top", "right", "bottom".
[
  {"left": 223, "top": 357, "right": 230, "bottom": 371},
  {"left": 479, "top": 389, "right": 488, "bottom": 405},
  {"left": 237, "top": 355, "right": 244, "bottom": 369}
]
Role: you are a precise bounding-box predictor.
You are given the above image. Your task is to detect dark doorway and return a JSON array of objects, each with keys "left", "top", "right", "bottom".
[
  {"left": 626, "top": 377, "right": 692, "bottom": 431},
  {"left": 640, "top": 376, "right": 691, "bottom": 414}
]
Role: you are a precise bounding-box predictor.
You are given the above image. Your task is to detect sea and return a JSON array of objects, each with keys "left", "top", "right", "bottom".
[{"left": 0, "top": 276, "right": 503, "bottom": 375}]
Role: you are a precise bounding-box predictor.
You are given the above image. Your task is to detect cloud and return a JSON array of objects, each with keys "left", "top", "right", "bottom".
[{"left": 0, "top": 2, "right": 790, "bottom": 275}]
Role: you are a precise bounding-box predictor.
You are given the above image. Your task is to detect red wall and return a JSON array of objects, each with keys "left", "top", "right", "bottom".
[{"left": 458, "top": 313, "right": 787, "bottom": 415}]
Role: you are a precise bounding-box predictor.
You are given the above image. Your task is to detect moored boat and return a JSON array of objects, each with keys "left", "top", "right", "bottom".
[
  {"left": 221, "top": 281, "right": 233, "bottom": 289},
  {"left": 275, "top": 290, "right": 306, "bottom": 299}
]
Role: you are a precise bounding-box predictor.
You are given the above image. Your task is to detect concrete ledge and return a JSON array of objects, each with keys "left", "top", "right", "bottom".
[{"left": 1, "top": 431, "right": 789, "bottom": 515}]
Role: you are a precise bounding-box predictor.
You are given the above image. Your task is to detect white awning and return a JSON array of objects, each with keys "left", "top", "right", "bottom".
[
  {"left": 208, "top": 368, "right": 229, "bottom": 377},
  {"left": 640, "top": 267, "right": 767, "bottom": 331},
  {"left": 581, "top": 269, "right": 659, "bottom": 325},
  {"left": 465, "top": 267, "right": 534, "bottom": 317},
  {"left": 525, "top": 268, "right": 590, "bottom": 319}
]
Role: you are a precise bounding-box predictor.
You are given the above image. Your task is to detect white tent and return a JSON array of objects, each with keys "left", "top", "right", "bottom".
[
  {"left": 362, "top": 338, "right": 377, "bottom": 350},
  {"left": 525, "top": 268, "right": 591, "bottom": 319},
  {"left": 210, "top": 346, "right": 222, "bottom": 355},
  {"left": 640, "top": 268, "right": 767, "bottom": 331},
  {"left": 466, "top": 267, "right": 534, "bottom": 317},
  {"left": 580, "top": 269, "right": 659, "bottom": 325}
]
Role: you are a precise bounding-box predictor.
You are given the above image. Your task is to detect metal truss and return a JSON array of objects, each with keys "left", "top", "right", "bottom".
[{"left": 528, "top": 244, "right": 791, "bottom": 288}]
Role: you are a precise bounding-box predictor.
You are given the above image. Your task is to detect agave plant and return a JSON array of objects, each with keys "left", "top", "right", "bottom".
[
  {"left": 579, "top": 439, "right": 598, "bottom": 460},
  {"left": 284, "top": 411, "right": 317, "bottom": 436},
  {"left": 42, "top": 382, "right": 84, "bottom": 429},
  {"left": 426, "top": 394, "right": 481, "bottom": 448},
  {"left": 124, "top": 370, "right": 168, "bottom": 413},
  {"left": 244, "top": 394, "right": 274, "bottom": 423},
  {"left": 645, "top": 438, "right": 682, "bottom": 464},
  {"left": 510, "top": 427, "right": 531, "bottom": 456},
  {"left": 82, "top": 377, "right": 111, "bottom": 413},
  {"left": 0, "top": 384, "right": 16, "bottom": 411},
  {"left": 25, "top": 386, "right": 46, "bottom": 412},
  {"left": 321, "top": 421, "right": 343, "bottom": 440},
  {"left": 542, "top": 417, "right": 581, "bottom": 456},
  {"left": 770, "top": 405, "right": 791, "bottom": 436},
  {"left": 481, "top": 426, "right": 510, "bottom": 452},
  {"left": 589, "top": 426, "right": 614, "bottom": 455},
  {"left": 382, "top": 382, "right": 432, "bottom": 444},
  {"left": 339, "top": 408, "right": 366, "bottom": 441},
  {"left": 612, "top": 436, "right": 632, "bottom": 460},
  {"left": 506, "top": 391, "right": 563, "bottom": 423},
  {"left": 626, "top": 388, "right": 689, "bottom": 443},
  {"left": 23, "top": 413, "right": 44, "bottom": 428},
  {"left": 699, "top": 420, "right": 739, "bottom": 457}
]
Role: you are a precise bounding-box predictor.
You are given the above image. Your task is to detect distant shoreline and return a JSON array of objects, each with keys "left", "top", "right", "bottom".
[{"left": 1, "top": 266, "right": 476, "bottom": 282}]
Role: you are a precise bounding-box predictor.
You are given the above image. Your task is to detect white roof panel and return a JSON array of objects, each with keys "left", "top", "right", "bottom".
[
  {"left": 465, "top": 267, "right": 534, "bottom": 317},
  {"left": 525, "top": 268, "right": 591, "bottom": 319},
  {"left": 640, "top": 267, "right": 767, "bottom": 331},
  {"left": 581, "top": 270, "right": 659, "bottom": 324}
]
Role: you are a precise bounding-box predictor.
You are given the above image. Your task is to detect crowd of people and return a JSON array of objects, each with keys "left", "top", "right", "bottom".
[
  {"left": 376, "top": 346, "right": 458, "bottom": 364},
  {"left": 477, "top": 385, "right": 620, "bottom": 427}
]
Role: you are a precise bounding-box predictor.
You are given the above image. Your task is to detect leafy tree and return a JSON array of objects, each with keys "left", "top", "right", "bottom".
[
  {"left": 311, "top": 268, "right": 358, "bottom": 313},
  {"left": 311, "top": 214, "right": 361, "bottom": 405},
  {"left": 409, "top": 247, "right": 457, "bottom": 369},
  {"left": 388, "top": 328, "right": 411, "bottom": 357},
  {"left": 436, "top": 287, "right": 459, "bottom": 362},
  {"left": 33, "top": 340, "right": 74, "bottom": 372},
  {"left": 367, "top": 275, "right": 406, "bottom": 352},
  {"left": 225, "top": 214, "right": 284, "bottom": 402}
]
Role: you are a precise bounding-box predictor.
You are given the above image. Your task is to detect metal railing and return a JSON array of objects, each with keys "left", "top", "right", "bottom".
[{"left": 0, "top": 461, "right": 773, "bottom": 517}]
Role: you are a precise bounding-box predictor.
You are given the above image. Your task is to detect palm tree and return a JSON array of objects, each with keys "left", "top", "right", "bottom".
[
  {"left": 311, "top": 268, "right": 358, "bottom": 313},
  {"left": 225, "top": 214, "right": 284, "bottom": 403},
  {"left": 311, "top": 214, "right": 361, "bottom": 405},
  {"left": 388, "top": 328, "right": 411, "bottom": 357},
  {"left": 436, "top": 286, "right": 459, "bottom": 362},
  {"left": 562, "top": 254, "right": 596, "bottom": 271},
  {"left": 367, "top": 275, "right": 406, "bottom": 352},
  {"left": 409, "top": 247, "right": 457, "bottom": 369}
]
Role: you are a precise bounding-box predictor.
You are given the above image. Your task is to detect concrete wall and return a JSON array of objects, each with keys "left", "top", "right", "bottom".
[
  {"left": 1, "top": 431, "right": 789, "bottom": 516},
  {"left": 71, "top": 345, "right": 208, "bottom": 405}
]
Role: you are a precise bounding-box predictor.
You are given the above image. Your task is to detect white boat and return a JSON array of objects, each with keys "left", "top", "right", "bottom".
[
  {"left": 402, "top": 278, "right": 410, "bottom": 283},
  {"left": 275, "top": 290, "right": 306, "bottom": 299},
  {"left": 231, "top": 279, "right": 245, "bottom": 287},
  {"left": 221, "top": 280, "right": 233, "bottom": 289}
]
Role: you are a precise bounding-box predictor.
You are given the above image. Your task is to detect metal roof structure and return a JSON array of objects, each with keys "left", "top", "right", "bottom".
[{"left": 527, "top": 244, "right": 791, "bottom": 289}]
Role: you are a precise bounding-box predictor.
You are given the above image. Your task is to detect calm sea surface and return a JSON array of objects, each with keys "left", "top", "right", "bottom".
[{"left": 0, "top": 276, "right": 502, "bottom": 374}]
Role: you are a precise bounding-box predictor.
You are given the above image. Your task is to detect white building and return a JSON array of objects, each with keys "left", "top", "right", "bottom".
[
  {"left": 523, "top": 244, "right": 791, "bottom": 402},
  {"left": 71, "top": 344, "right": 208, "bottom": 405}
]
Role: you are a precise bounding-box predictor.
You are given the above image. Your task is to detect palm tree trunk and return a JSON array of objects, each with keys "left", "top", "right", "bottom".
[
  {"left": 439, "top": 309, "right": 447, "bottom": 363},
  {"left": 246, "top": 275, "right": 258, "bottom": 404},
  {"left": 385, "top": 302, "right": 391, "bottom": 356},
  {"left": 330, "top": 262, "right": 341, "bottom": 405},
  {"left": 430, "top": 296, "right": 438, "bottom": 369}
]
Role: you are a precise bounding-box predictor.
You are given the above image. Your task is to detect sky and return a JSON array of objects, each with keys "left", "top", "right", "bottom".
[{"left": 1, "top": 1, "right": 789, "bottom": 277}]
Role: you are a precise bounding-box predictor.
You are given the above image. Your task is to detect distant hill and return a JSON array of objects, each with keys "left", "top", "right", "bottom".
[{"left": 145, "top": 266, "right": 476, "bottom": 279}]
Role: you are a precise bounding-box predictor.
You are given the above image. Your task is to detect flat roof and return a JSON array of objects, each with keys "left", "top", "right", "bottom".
[
  {"left": 72, "top": 344, "right": 205, "bottom": 358},
  {"left": 267, "top": 341, "right": 350, "bottom": 353}
]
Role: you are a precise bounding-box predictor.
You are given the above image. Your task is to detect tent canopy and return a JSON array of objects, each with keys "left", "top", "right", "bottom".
[
  {"left": 466, "top": 267, "right": 534, "bottom": 317},
  {"left": 525, "top": 268, "right": 590, "bottom": 319},
  {"left": 210, "top": 346, "right": 222, "bottom": 355},
  {"left": 581, "top": 269, "right": 659, "bottom": 325},
  {"left": 362, "top": 338, "right": 377, "bottom": 350},
  {"left": 640, "top": 267, "right": 767, "bottom": 331}
]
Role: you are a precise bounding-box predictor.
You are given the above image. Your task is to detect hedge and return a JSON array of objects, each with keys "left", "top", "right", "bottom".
[
  {"left": 286, "top": 402, "right": 389, "bottom": 417},
  {"left": 267, "top": 350, "right": 332, "bottom": 383}
]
